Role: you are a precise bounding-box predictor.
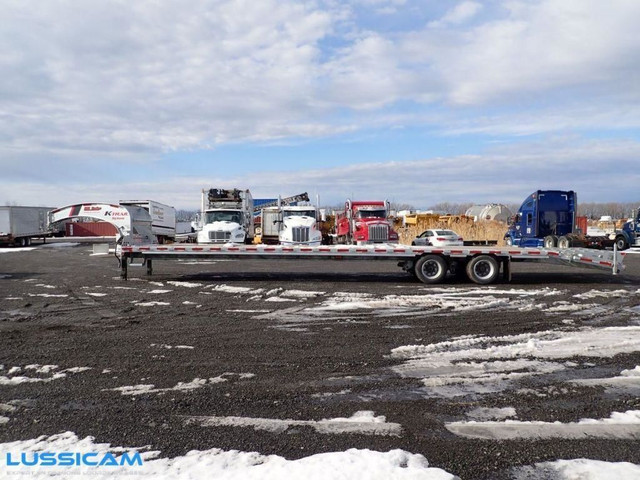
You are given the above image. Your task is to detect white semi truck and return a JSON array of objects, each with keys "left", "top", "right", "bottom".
[
  {"left": 278, "top": 205, "right": 322, "bottom": 246},
  {"left": 196, "top": 189, "right": 254, "bottom": 244},
  {"left": 119, "top": 200, "right": 176, "bottom": 243},
  {"left": 0, "top": 206, "right": 56, "bottom": 246}
]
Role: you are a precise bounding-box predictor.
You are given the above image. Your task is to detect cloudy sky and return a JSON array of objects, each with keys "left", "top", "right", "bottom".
[{"left": 2, "top": 0, "right": 639, "bottom": 210}]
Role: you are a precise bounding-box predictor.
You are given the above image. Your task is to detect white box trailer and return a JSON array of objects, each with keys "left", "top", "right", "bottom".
[
  {"left": 0, "top": 206, "right": 55, "bottom": 246},
  {"left": 119, "top": 200, "right": 176, "bottom": 243}
]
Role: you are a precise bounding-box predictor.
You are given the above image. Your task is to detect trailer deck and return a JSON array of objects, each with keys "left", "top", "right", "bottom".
[{"left": 118, "top": 243, "right": 626, "bottom": 285}]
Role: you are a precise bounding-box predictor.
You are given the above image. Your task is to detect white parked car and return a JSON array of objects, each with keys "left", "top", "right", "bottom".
[{"left": 412, "top": 229, "right": 464, "bottom": 247}]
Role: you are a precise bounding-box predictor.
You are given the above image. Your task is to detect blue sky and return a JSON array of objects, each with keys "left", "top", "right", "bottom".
[{"left": 1, "top": 0, "right": 639, "bottom": 210}]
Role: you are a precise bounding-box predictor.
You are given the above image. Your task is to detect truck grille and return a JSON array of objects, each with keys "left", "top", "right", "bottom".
[
  {"left": 368, "top": 225, "right": 389, "bottom": 242},
  {"left": 209, "top": 231, "right": 231, "bottom": 242},
  {"left": 292, "top": 227, "right": 310, "bottom": 243}
]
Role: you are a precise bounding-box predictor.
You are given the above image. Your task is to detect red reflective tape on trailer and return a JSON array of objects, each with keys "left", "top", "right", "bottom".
[
  {"left": 450, "top": 250, "right": 463, "bottom": 254},
  {"left": 191, "top": 247, "right": 203, "bottom": 251},
  {"left": 139, "top": 247, "right": 150, "bottom": 251},
  {"left": 283, "top": 248, "right": 294, "bottom": 252},
  {"left": 301, "top": 248, "right": 313, "bottom": 252},
  {"left": 246, "top": 248, "right": 257, "bottom": 252},
  {"left": 319, "top": 248, "right": 331, "bottom": 252},
  {"left": 209, "top": 247, "right": 221, "bottom": 251},
  {"left": 374, "top": 249, "right": 387, "bottom": 253},
  {"left": 599, "top": 261, "right": 612, "bottom": 266},
  {"left": 580, "top": 257, "right": 593, "bottom": 263},
  {"left": 356, "top": 249, "right": 368, "bottom": 253},
  {"left": 264, "top": 248, "right": 276, "bottom": 252},
  {"left": 528, "top": 251, "right": 542, "bottom": 255},
  {"left": 227, "top": 247, "right": 239, "bottom": 251},
  {"left": 547, "top": 251, "right": 560, "bottom": 256},
  {"left": 470, "top": 250, "right": 481, "bottom": 254},
  {"left": 122, "top": 247, "right": 133, "bottom": 252},
  {"left": 509, "top": 251, "right": 522, "bottom": 255},
  {"left": 432, "top": 249, "right": 444, "bottom": 254},
  {"left": 157, "top": 247, "right": 168, "bottom": 251},
  {"left": 337, "top": 249, "right": 350, "bottom": 253},
  {"left": 393, "top": 249, "right": 406, "bottom": 253}
]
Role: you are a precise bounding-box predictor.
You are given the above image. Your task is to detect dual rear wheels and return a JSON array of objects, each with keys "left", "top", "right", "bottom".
[{"left": 414, "top": 254, "right": 500, "bottom": 285}]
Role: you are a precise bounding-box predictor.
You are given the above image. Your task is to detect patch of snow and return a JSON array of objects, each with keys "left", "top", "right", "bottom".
[
  {"left": 513, "top": 458, "right": 640, "bottom": 480},
  {"left": 4, "top": 297, "right": 23, "bottom": 300},
  {"left": 150, "top": 344, "right": 194, "bottom": 350},
  {"left": 466, "top": 407, "right": 517, "bottom": 421},
  {"left": 0, "top": 416, "right": 9, "bottom": 424},
  {"left": 135, "top": 301, "right": 170, "bottom": 307},
  {"left": 265, "top": 297, "right": 298, "bottom": 303},
  {"left": 0, "top": 247, "right": 36, "bottom": 254},
  {"left": 390, "top": 326, "right": 640, "bottom": 398},
  {"left": 226, "top": 309, "right": 271, "bottom": 313},
  {"left": 167, "top": 281, "right": 202, "bottom": 288},
  {"left": 107, "top": 373, "right": 251, "bottom": 396},
  {"left": 34, "top": 284, "right": 56, "bottom": 289},
  {"left": 574, "top": 289, "right": 632, "bottom": 300},
  {"left": 147, "top": 289, "right": 172, "bottom": 294},
  {"left": 446, "top": 410, "right": 640, "bottom": 440},
  {"left": 0, "top": 431, "right": 457, "bottom": 479},
  {"left": 187, "top": 411, "right": 402, "bottom": 437},
  {"left": 28, "top": 293, "right": 68, "bottom": 298},
  {"left": 279, "top": 289, "right": 326, "bottom": 298},
  {"left": 212, "top": 284, "right": 261, "bottom": 294},
  {"left": 86, "top": 292, "right": 108, "bottom": 297}
]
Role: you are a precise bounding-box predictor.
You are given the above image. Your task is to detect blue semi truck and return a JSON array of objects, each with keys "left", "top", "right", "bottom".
[
  {"left": 615, "top": 209, "right": 640, "bottom": 250},
  {"left": 504, "top": 190, "right": 617, "bottom": 249}
]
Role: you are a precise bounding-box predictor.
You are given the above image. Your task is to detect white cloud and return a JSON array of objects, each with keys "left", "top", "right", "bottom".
[{"left": 429, "top": 1, "right": 483, "bottom": 27}]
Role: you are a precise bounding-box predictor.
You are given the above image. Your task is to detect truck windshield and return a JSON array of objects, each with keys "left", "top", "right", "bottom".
[
  {"left": 205, "top": 211, "right": 243, "bottom": 224},
  {"left": 282, "top": 210, "right": 316, "bottom": 218},
  {"left": 357, "top": 209, "right": 386, "bottom": 219}
]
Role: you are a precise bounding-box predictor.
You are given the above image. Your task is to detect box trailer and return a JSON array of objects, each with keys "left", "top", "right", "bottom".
[
  {"left": 119, "top": 200, "right": 176, "bottom": 243},
  {"left": 0, "top": 206, "right": 55, "bottom": 246}
]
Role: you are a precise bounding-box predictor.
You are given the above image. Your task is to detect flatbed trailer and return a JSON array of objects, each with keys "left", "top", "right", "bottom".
[{"left": 118, "top": 243, "right": 625, "bottom": 285}]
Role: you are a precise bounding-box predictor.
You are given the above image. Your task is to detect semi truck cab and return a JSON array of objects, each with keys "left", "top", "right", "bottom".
[{"left": 505, "top": 191, "right": 576, "bottom": 247}]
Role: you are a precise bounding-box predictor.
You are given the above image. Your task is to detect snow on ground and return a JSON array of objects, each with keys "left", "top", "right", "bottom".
[
  {"left": 389, "top": 326, "right": 640, "bottom": 398},
  {"left": 0, "top": 365, "right": 91, "bottom": 385},
  {"left": 167, "top": 281, "right": 202, "bottom": 288},
  {"left": 465, "top": 407, "right": 517, "bottom": 421},
  {"left": 106, "top": 373, "right": 253, "bottom": 396},
  {"left": 0, "top": 432, "right": 457, "bottom": 479},
  {"left": 150, "top": 344, "right": 195, "bottom": 350},
  {"left": 133, "top": 301, "right": 170, "bottom": 307},
  {"left": 571, "top": 366, "right": 640, "bottom": 393},
  {"left": 512, "top": 458, "right": 640, "bottom": 480},
  {"left": 446, "top": 410, "right": 640, "bottom": 440},
  {"left": 0, "top": 247, "right": 36, "bottom": 253},
  {"left": 186, "top": 411, "right": 402, "bottom": 437}
]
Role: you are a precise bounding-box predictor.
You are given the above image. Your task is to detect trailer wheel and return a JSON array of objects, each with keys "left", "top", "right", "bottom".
[
  {"left": 615, "top": 236, "right": 628, "bottom": 250},
  {"left": 557, "top": 236, "right": 571, "bottom": 249},
  {"left": 543, "top": 235, "right": 557, "bottom": 248},
  {"left": 466, "top": 255, "right": 499, "bottom": 285},
  {"left": 415, "top": 255, "right": 448, "bottom": 284}
]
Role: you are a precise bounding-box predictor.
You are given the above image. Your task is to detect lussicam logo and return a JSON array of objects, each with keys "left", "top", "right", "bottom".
[{"left": 6, "top": 451, "right": 143, "bottom": 467}]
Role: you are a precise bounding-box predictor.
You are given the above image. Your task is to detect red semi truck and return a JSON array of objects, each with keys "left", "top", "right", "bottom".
[{"left": 334, "top": 199, "right": 399, "bottom": 244}]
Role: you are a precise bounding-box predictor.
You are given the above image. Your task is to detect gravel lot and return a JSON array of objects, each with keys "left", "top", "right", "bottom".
[{"left": 1, "top": 244, "right": 640, "bottom": 479}]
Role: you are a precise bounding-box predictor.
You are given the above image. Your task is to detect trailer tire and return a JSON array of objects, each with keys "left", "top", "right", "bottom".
[
  {"left": 615, "top": 236, "right": 628, "bottom": 250},
  {"left": 543, "top": 235, "right": 557, "bottom": 248},
  {"left": 466, "top": 255, "right": 499, "bottom": 285},
  {"left": 414, "top": 255, "right": 448, "bottom": 284},
  {"left": 557, "top": 236, "right": 571, "bottom": 249}
]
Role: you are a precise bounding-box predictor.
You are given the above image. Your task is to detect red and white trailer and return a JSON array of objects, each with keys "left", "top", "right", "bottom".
[{"left": 117, "top": 243, "right": 626, "bottom": 285}]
